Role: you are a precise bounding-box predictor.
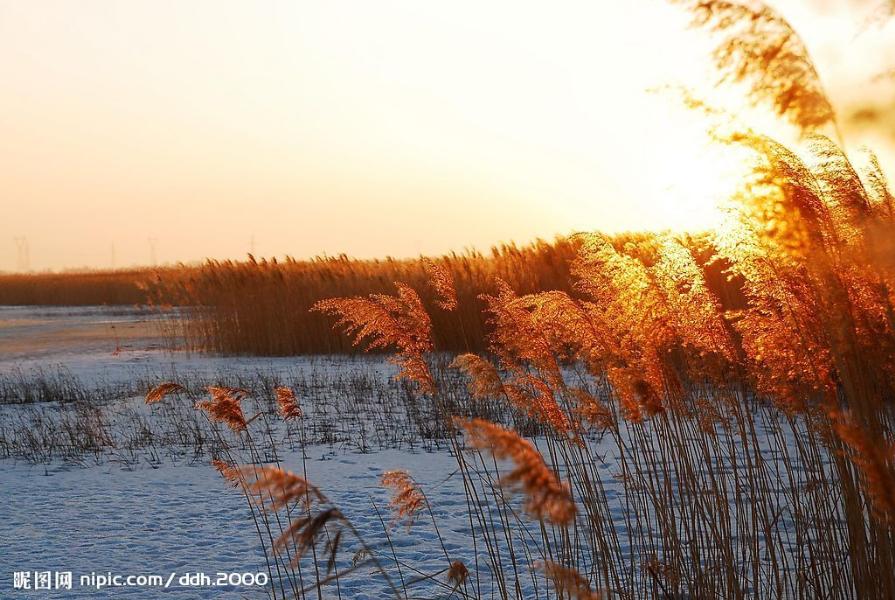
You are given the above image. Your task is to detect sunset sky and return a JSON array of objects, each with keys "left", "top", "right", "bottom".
[{"left": 2, "top": 0, "right": 893, "bottom": 272}]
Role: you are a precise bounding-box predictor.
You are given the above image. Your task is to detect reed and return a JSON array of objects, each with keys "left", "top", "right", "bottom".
[
  {"left": 81, "top": 1, "right": 895, "bottom": 597},
  {"left": 154, "top": 238, "right": 583, "bottom": 355},
  {"left": 0, "top": 267, "right": 184, "bottom": 306}
]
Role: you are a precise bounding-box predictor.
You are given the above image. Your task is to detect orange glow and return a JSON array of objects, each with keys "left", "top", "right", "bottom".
[{"left": 0, "top": 0, "right": 891, "bottom": 270}]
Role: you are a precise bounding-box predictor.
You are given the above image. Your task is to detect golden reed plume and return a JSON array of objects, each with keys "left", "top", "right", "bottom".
[
  {"left": 275, "top": 386, "right": 303, "bottom": 420},
  {"left": 676, "top": 0, "right": 836, "bottom": 133},
  {"left": 196, "top": 386, "right": 248, "bottom": 432},
  {"left": 569, "top": 388, "right": 615, "bottom": 432},
  {"left": 455, "top": 418, "right": 576, "bottom": 525},
  {"left": 380, "top": 470, "right": 426, "bottom": 527},
  {"left": 450, "top": 353, "right": 505, "bottom": 400},
  {"left": 237, "top": 465, "right": 342, "bottom": 570},
  {"left": 211, "top": 458, "right": 242, "bottom": 487},
  {"left": 145, "top": 382, "right": 186, "bottom": 404},
  {"left": 481, "top": 279, "right": 563, "bottom": 387},
  {"left": 504, "top": 373, "right": 575, "bottom": 435},
  {"left": 424, "top": 258, "right": 458, "bottom": 311},
  {"left": 238, "top": 465, "right": 327, "bottom": 512},
  {"left": 313, "top": 283, "right": 436, "bottom": 394},
  {"left": 447, "top": 560, "right": 469, "bottom": 588},
  {"left": 452, "top": 352, "right": 574, "bottom": 436}
]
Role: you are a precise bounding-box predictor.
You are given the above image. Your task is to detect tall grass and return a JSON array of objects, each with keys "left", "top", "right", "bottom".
[
  {"left": 153, "top": 234, "right": 743, "bottom": 356},
  {"left": 28, "top": 0, "right": 895, "bottom": 597},
  {"left": 152, "top": 3, "right": 895, "bottom": 596},
  {"left": 143, "top": 122, "right": 895, "bottom": 596},
  {"left": 0, "top": 268, "right": 170, "bottom": 306},
  {"left": 150, "top": 238, "right": 585, "bottom": 355},
  {"left": 0, "top": 238, "right": 738, "bottom": 357}
]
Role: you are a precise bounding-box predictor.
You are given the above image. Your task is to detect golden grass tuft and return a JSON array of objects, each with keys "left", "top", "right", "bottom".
[
  {"left": 211, "top": 458, "right": 242, "bottom": 487},
  {"left": 450, "top": 353, "right": 505, "bottom": 400},
  {"left": 145, "top": 382, "right": 186, "bottom": 404},
  {"left": 447, "top": 560, "right": 469, "bottom": 587},
  {"left": 380, "top": 470, "right": 426, "bottom": 527},
  {"left": 313, "top": 283, "right": 436, "bottom": 394},
  {"left": 238, "top": 465, "right": 326, "bottom": 512},
  {"left": 423, "top": 258, "right": 458, "bottom": 312},
  {"left": 569, "top": 388, "right": 615, "bottom": 432},
  {"left": 196, "top": 387, "right": 248, "bottom": 432},
  {"left": 455, "top": 417, "right": 576, "bottom": 525},
  {"left": 236, "top": 465, "right": 343, "bottom": 571},
  {"left": 274, "top": 386, "right": 303, "bottom": 420}
]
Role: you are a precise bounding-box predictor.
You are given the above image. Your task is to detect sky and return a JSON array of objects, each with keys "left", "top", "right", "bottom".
[{"left": 2, "top": 0, "right": 893, "bottom": 272}]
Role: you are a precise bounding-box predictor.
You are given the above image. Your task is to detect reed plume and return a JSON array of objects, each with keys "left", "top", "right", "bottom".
[
  {"left": 275, "top": 386, "right": 303, "bottom": 420},
  {"left": 275, "top": 508, "right": 345, "bottom": 571},
  {"left": 239, "top": 465, "right": 327, "bottom": 512},
  {"left": 676, "top": 0, "right": 836, "bottom": 133},
  {"left": 211, "top": 458, "right": 242, "bottom": 487},
  {"left": 424, "top": 258, "right": 458, "bottom": 311},
  {"left": 450, "top": 353, "right": 505, "bottom": 400},
  {"left": 855, "top": 148, "right": 895, "bottom": 216},
  {"left": 145, "top": 382, "right": 186, "bottom": 404},
  {"left": 480, "top": 280, "right": 565, "bottom": 386},
  {"left": 711, "top": 132, "right": 839, "bottom": 408},
  {"left": 569, "top": 388, "right": 614, "bottom": 432},
  {"left": 651, "top": 234, "right": 737, "bottom": 370},
  {"left": 447, "top": 560, "right": 469, "bottom": 587},
  {"left": 504, "top": 373, "right": 575, "bottom": 435},
  {"left": 313, "top": 283, "right": 436, "bottom": 394},
  {"left": 571, "top": 234, "right": 674, "bottom": 417},
  {"left": 381, "top": 470, "right": 425, "bottom": 527},
  {"left": 455, "top": 417, "right": 576, "bottom": 525},
  {"left": 196, "top": 387, "right": 248, "bottom": 432}
]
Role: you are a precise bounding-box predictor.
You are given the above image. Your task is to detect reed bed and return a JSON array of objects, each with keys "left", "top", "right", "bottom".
[
  {"left": 0, "top": 239, "right": 733, "bottom": 356},
  {"left": 149, "top": 238, "right": 583, "bottom": 355},
  {"left": 0, "top": 239, "right": 589, "bottom": 354},
  {"left": 141, "top": 112, "right": 895, "bottom": 596},
  {"left": 10, "top": 1, "right": 895, "bottom": 597},
  {"left": 160, "top": 3, "right": 895, "bottom": 594},
  {"left": 0, "top": 267, "right": 183, "bottom": 306},
  {"left": 151, "top": 233, "right": 740, "bottom": 356}
]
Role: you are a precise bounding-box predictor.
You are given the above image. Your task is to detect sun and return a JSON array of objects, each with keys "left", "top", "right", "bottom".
[{"left": 643, "top": 131, "right": 753, "bottom": 234}]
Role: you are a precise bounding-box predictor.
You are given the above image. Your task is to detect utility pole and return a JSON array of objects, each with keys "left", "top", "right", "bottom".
[
  {"left": 13, "top": 237, "right": 30, "bottom": 272},
  {"left": 110, "top": 243, "right": 116, "bottom": 269},
  {"left": 148, "top": 237, "right": 158, "bottom": 267}
]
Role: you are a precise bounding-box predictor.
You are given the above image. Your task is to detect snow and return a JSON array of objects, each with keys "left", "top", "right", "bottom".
[
  {"left": 0, "top": 448, "right": 472, "bottom": 599},
  {"left": 0, "top": 306, "right": 843, "bottom": 598},
  {"left": 0, "top": 306, "right": 482, "bottom": 598}
]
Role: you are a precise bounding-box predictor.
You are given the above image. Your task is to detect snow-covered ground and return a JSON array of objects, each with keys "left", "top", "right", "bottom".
[
  {"left": 1, "top": 447, "right": 472, "bottom": 599},
  {"left": 0, "top": 306, "right": 491, "bottom": 598},
  {"left": 0, "top": 306, "right": 845, "bottom": 599}
]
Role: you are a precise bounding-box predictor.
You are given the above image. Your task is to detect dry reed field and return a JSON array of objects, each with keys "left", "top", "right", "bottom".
[
  {"left": 0, "top": 236, "right": 733, "bottom": 356},
  {"left": 4, "top": 1, "right": 895, "bottom": 599},
  {"left": 0, "top": 239, "right": 583, "bottom": 353},
  {"left": 0, "top": 267, "right": 179, "bottom": 306},
  {"left": 141, "top": 4, "right": 895, "bottom": 594},
  {"left": 148, "top": 238, "right": 583, "bottom": 355}
]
